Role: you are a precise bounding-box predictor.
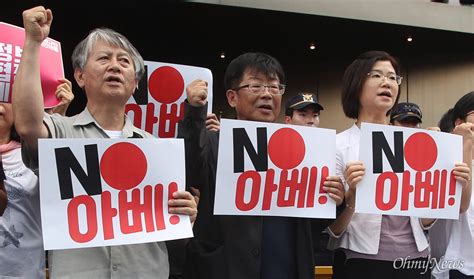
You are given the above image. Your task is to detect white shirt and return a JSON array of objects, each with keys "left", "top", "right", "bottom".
[
  {"left": 104, "top": 130, "right": 123, "bottom": 139},
  {"left": 430, "top": 161, "right": 474, "bottom": 278},
  {"left": 0, "top": 144, "right": 43, "bottom": 278},
  {"left": 327, "top": 124, "right": 431, "bottom": 255}
]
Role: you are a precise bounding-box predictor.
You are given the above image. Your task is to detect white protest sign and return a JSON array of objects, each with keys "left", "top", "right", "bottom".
[
  {"left": 39, "top": 138, "right": 192, "bottom": 250},
  {"left": 357, "top": 122, "right": 463, "bottom": 219},
  {"left": 126, "top": 61, "right": 213, "bottom": 138},
  {"left": 215, "top": 119, "right": 336, "bottom": 218}
]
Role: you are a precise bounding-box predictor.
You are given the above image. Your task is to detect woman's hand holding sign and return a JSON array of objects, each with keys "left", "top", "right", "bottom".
[
  {"left": 343, "top": 161, "right": 366, "bottom": 209},
  {"left": 323, "top": 176, "right": 345, "bottom": 206},
  {"left": 453, "top": 163, "right": 470, "bottom": 185},
  {"left": 327, "top": 161, "right": 365, "bottom": 236},
  {"left": 51, "top": 78, "right": 74, "bottom": 115},
  {"left": 44, "top": 78, "right": 75, "bottom": 116}
]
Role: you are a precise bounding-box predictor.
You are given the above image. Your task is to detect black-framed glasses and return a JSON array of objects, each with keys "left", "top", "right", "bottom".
[
  {"left": 234, "top": 83, "right": 286, "bottom": 95},
  {"left": 367, "top": 70, "right": 403, "bottom": 85}
]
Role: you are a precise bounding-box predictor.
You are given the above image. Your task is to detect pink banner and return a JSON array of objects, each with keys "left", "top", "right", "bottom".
[{"left": 0, "top": 22, "right": 64, "bottom": 107}]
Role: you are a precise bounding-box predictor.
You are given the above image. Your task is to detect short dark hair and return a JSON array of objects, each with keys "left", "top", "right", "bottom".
[
  {"left": 285, "top": 105, "right": 320, "bottom": 117},
  {"left": 285, "top": 107, "right": 295, "bottom": 117},
  {"left": 393, "top": 118, "right": 420, "bottom": 127},
  {"left": 224, "top": 52, "right": 285, "bottom": 91},
  {"left": 341, "top": 51, "right": 401, "bottom": 119},
  {"left": 438, "top": 108, "right": 454, "bottom": 133},
  {"left": 452, "top": 91, "right": 474, "bottom": 124}
]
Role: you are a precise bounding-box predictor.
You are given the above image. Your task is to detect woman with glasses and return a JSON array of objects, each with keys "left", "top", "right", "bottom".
[
  {"left": 326, "top": 51, "right": 470, "bottom": 279},
  {"left": 430, "top": 91, "right": 474, "bottom": 279}
]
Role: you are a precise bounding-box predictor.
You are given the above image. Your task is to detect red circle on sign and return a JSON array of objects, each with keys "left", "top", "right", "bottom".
[
  {"left": 268, "top": 128, "right": 305, "bottom": 169},
  {"left": 404, "top": 132, "right": 438, "bottom": 172},
  {"left": 100, "top": 142, "right": 148, "bottom": 190},
  {"left": 169, "top": 215, "right": 180, "bottom": 225},
  {"left": 148, "top": 66, "right": 184, "bottom": 104},
  {"left": 318, "top": 196, "right": 328, "bottom": 204},
  {"left": 448, "top": 197, "right": 455, "bottom": 206}
]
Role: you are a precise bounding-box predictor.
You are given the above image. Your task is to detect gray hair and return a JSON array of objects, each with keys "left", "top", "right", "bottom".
[{"left": 71, "top": 28, "right": 145, "bottom": 81}]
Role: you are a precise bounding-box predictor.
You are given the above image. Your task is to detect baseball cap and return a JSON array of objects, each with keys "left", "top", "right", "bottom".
[
  {"left": 390, "top": 102, "right": 422, "bottom": 123},
  {"left": 285, "top": 93, "right": 324, "bottom": 113}
]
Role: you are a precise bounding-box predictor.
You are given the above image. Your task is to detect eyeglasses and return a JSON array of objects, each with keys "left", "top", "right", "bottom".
[
  {"left": 367, "top": 70, "right": 403, "bottom": 85},
  {"left": 234, "top": 83, "right": 286, "bottom": 95}
]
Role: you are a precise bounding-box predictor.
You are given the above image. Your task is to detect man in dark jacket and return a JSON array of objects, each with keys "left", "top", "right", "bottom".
[{"left": 178, "top": 52, "right": 345, "bottom": 279}]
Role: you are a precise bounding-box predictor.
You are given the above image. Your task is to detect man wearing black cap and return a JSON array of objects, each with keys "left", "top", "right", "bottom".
[
  {"left": 285, "top": 93, "right": 324, "bottom": 127},
  {"left": 284, "top": 93, "right": 335, "bottom": 267},
  {"left": 389, "top": 102, "right": 423, "bottom": 128}
]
